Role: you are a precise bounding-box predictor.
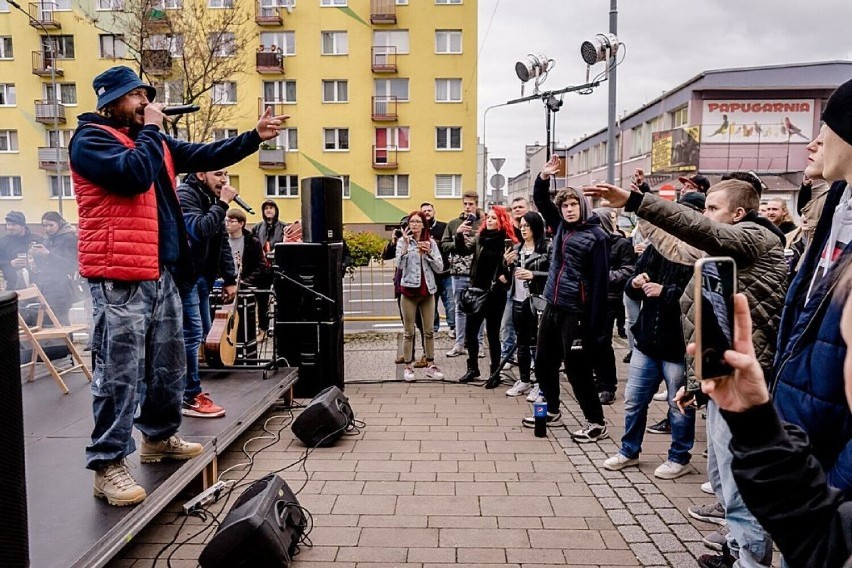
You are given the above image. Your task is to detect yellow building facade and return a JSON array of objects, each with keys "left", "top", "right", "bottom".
[{"left": 0, "top": 0, "right": 478, "bottom": 230}]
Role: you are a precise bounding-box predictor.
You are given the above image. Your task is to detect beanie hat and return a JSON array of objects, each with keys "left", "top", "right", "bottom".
[
  {"left": 678, "top": 191, "right": 706, "bottom": 212},
  {"left": 822, "top": 78, "right": 852, "bottom": 146},
  {"left": 92, "top": 66, "right": 156, "bottom": 110},
  {"left": 5, "top": 210, "right": 26, "bottom": 226}
]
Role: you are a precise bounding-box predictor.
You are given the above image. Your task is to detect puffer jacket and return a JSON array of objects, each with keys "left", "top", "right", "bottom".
[
  {"left": 607, "top": 234, "right": 637, "bottom": 304},
  {"left": 395, "top": 236, "right": 443, "bottom": 294},
  {"left": 440, "top": 212, "right": 481, "bottom": 277},
  {"left": 773, "top": 181, "right": 852, "bottom": 496},
  {"left": 625, "top": 192, "right": 787, "bottom": 384}
]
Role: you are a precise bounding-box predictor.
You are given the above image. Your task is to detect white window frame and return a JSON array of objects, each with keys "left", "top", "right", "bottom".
[
  {"left": 0, "top": 83, "right": 15, "bottom": 106},
  {"left": 43, "top": 35, "right": 75, "bottom": 59},
  {"left": 208, "top": 0, "right": 234, "bottom": 8},
  {"left": 375, "top": 127, "right": 409, "bottom": 151},
  {"left": 153, "top": 0, "right": 182, "bottom": 8},
  {"left": 320, "top": 0, "right": 346, "bottom": 5},
  {"left": 149, "top": 33, "right": 183, "bottom": 57},
  {"left": 339, "top": 174, "right": 350, "bottom": 199},
  {"left": 436, "top": 126, "right": 461, "bottom": 150},
  {"left": 435, "top": 30, "right": 461, "bottom": 54},
  {"left": 153, "top": 80, "right": 184, "bottom": 104},
  {"left": 376, "top": 174, "right": 409, "bottom": 198},
  {"left": 321, "top": 31, "right": 348, "bottom": 56},
  {"left": 265, "top": 174, "right": 299, "bottom": 198},
  {"left": 0, "top": 36, "right": 12, "bottom": 59},
  {"left": 0, "top": 130, "right": 18, "bottom": 152},
  {"left": 96, "top": 0, "right": 123, "bottom": 10},
  {"left": 435, "top": 78, "right": 461, "bottom": 102},
  {"left": 259, "top": 31, "right": 295, "bottom": 55},
  {"left": 322, "top": 80, "right": 348, "bottom": 103},
  {"left": 212, "top": 81, "right": 237, "bottom": 104},
  {"left": 269, "top": 128, "right": 298, "bottom": 151},
  {"left": 208, "top": 31, "right": 235, "bottom": 57},
  {"left": 45, "top": 129, "right": 72, "bottom": 148},
  {"left": 374, "top": 78, "right": 409, "bottom": 102},
  {"left": 324, "top": 128, "right": 349, "bottom": 151},
  {"left": 212, "top": 128, "right": 238, "bottom": 141},
  {"left": 99, "top": 34, "right": 127, "bottom": 59},
  {"left": 373, "top": 30, "right": 409, "bottom": 54},
  {"left": 435, "top": 0, "right": 461, "bottom": 3},
  {"left": 396, "top": 0, "right": 407, "bottom": 4},
  {"left": 435, "top": 174, "right": 462, "bottom": 198},
  {"left": 49, "top": 174, "right": 74, "bottom": 198},
  {"left": 0, "top": 176, "right": 22, "bottom": 199},
  {"left": 0, "top": 1, "right": 10, "bottom": 13},
  {"left": 44, "top": 82, "right": 77, "bottom": 105},
  {"left": 262, "top": 80, "right": 296, "bottom": 104}
]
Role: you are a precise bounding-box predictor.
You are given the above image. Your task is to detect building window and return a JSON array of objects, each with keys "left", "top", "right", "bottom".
[
  {"left": 436, "top": 126, "right": 461, "bottom": 150},
  {"left": 208, "top": 0, "right": 234, "bottom": 7},
  {"left": 631, "top": 123, "right": 651, "bottom": 157},
  {"left": 208, "top": 31, "right": 235, "bottom": 57},
  {"left": 320, "top": 0, "right": 346, "bottom": 5},
  {"left": 435, "top": 78, "right": 461, "bottom": 102},
  {"left": 375, "top": 127, "right": 409, "bottom": 151},
  {"left": 259, "top": 31, "right": 295, "bottom": 55},
  {"left": 435, "top": 0, "right": 461, "bottom": 3},
  {"left": 262, "top": 80, "right": 296, "bottom": 104},
  {"left": 377, "top": 174, "right": 409, "bottom": 198},
  {"left": 322, "top": 80, "right": 348, "bottom": 103},
  {"left": 212, "top": 81, "right": 237, "bottom": 104},
  {"left": 153, "top": 80, "right": 184, "bottom": 104},
  {"left": 269, "top": 128, "right": 298, "bottom": 151},
  {"left": 46, "top": 129, "right": 72, "bottom": 148},
  {"left": 97, "top": 0, "right": 123, "bottom": 9},
  {"left": 373, "top": 30, "right": 409, "bottom": 54},
  {"left": 42, "top": 35, "right": 75, "bottom": 59},
  {"left": 0, "top": 1, "right": 9, "bottom": 12},
  {"left": 339, "top": 174, "right": 350, "bottom": 198},
  {"left": 49, "top": 175, "right": 74, "bottom": 198},
  {"left": 671, "top": 105, "right": 688, "bottom": 128},
  {"left": 321, "top": 31, "right": 348, "bottom": 55},
  {"left": 212, "top": 128, "right": 238, "bottom": 141},
  {"left": 0, "top": 176, "right": 22, "bottom": 198},
  {"left": 374, "top": 78, "right": 408, "bottom": 102},
  {"left": 149, "top": 33, "right": 183, "bottom": 57},
  {"left": 0, "top": 83, "right": 15, "bottom": 106},
  {"left": 154, "top": 0, "right": 183, "bottom": 8},
  {"left": 324, "top": 128, "right": 349, "bottom": 151},
  {"left": 0, "top": 130, "right": 18, "bottom": 152},
  {"left": 99, "top": 34, "right": 127, "bottom": 58},
  {"left": 0, "top": 36, "right": 12, "bottom": 59},
  {"left": 265, "top": 175, "right": 298, "bottom": 197},
  {"left": 435, "top": 30, "right": 461, "bottom": 54},
  {"left": 44, "top": 83, "right": 77, "bottom": 105},
  {"left": 435, "top": 174, "right": 462, "bottom": 198}
]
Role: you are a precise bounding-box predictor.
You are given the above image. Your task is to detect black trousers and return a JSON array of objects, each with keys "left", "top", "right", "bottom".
[
  {"left": 511, "top": 298, "right": 538, "bottom": 382},
  {"left": 465, "top": 293, "right": 506, "bottom": 373},
  {"left": 534, "top": 304, "right": 604, "bottom": 423},
  {"left": 594, "top": 307, "right": 619, "bottom": 394}
]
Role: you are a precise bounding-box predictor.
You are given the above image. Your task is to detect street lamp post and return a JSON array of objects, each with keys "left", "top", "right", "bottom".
[
  {"left": 481, "top": 102, "right": 512, "bottom": 208},
  {"left": 605, "top": 0, "right": 618, "bottom": 185}
]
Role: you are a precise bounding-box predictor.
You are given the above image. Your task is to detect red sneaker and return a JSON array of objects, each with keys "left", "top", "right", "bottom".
[{"left": 182, "top": 393, "right": 226, "bottom": 418}]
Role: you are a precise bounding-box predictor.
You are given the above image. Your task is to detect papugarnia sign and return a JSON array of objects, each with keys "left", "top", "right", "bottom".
[{"left": 701, "top": 99, "right": 815, "bottom": 143}]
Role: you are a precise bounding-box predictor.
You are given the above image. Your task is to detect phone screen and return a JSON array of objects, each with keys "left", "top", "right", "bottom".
[
  {"left": 697, "top": 258, "right": 736, "bottom": 380},
  {"left": 504, "top": 238, "right": 513, "bottom": 251}
]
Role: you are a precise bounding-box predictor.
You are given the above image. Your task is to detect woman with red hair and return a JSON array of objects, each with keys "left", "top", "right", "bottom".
[{"left": 455, "top": 205, "right": 517, "bottom": 382}]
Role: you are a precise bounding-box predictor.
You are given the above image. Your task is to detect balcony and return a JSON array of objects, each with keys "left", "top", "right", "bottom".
[
  {"left": 258, "top": 147, "right": 286, "bottom": 169},
  {"left": 37, "top": 146, "right": 69, "bottom": 170},
  {"left": 144, "top": 8, "right": 171, "bottom": 29},
  {"left": 141, "top": 49, "right": 173, "bottom": 75},
  {"left": 256, "top": 50, "right": 284, "bottom": 74},
  {"left": 255, "top": 0, "right": 283, "bottom": 25},
  {"left": 31, "top": 51, "right": 64, "bottom": 77},
  {"left": 257, "top": 97, "right": 291, "bottom": 119},
  {"left": 34, "top": 100, "right": 66, "bottom": 124},
  {"left": 372, "top": 95, "right": 398, "bottom": 121},
  {"left": 371, "top": 46, "right": 397, "bottom": 73},
  {"left": 28, "top": 2, "right": 61, "bottom": 29},
  {"left": 373, "top": 145, "right": 398, "bottom": 169},
  {"left": 370, "top": 0, "right": 397, "bottom": 24}
]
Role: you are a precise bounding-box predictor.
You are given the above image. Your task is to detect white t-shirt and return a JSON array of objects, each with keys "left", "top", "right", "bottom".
[
  {"left": 513, "top": 248, "right": 534, "bottom": 302},
  {"left": 807, "top": 183, "right": 852, "bottom": 302}
]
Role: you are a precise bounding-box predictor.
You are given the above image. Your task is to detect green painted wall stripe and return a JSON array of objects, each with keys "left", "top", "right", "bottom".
[{"left": 338, "top": 6, "right": 370, "bottom": 27}]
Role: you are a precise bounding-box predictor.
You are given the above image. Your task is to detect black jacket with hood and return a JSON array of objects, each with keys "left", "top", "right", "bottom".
[{"left": 252, "top": 200, "right": 288, "bottom": 248}]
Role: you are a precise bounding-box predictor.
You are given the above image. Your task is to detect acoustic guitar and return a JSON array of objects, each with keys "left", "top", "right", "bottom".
[{"left": 204, "top": 253, "right": 242, "bottom": 368}]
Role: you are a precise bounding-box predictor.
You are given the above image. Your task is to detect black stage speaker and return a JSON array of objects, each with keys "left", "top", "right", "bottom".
[
  {"left": 301, "top": 176, "right": 343, "bottom": 243},
  {"left": 0, "top": 292, "right": 28, "bottom": 568},
  {"left": 274, "top": 243, "right": 343, "bottom": 322},
  {"left": 199, "top": 474, "right": 306, "bottom": 568},
  {"left": 276, "top": 320, "right": 344, "bottom": 398},
  {"left": 291, "top": 386, "right": 353, "bottom": 447}
]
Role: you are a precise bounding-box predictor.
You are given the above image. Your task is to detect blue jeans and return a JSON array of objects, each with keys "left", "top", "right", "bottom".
[
  {"left": 452, "top": 275, "right": 484, "bottom": 349},
  {"left": 623, "top": 292, "right": 640, "bottom": 352},
  {"left": 181, "top": 277, "right": 207, "bottom": 401},
  {"left": 434, "top": 274, "right": 454, "bottom": 332},
  {"left": 86, "top": 272, "right": 186, "bottom": 470},
  {"left": 197, "top": 277, "right": 212, "bottom": 337},
  {"left": 707, "top": 400, "right": 773, "bottom": 566},
  {"left": 619, "top": 349, "right": 694, "bottom": 465},
  {"left": 500, "top": 290, "right": 516, "bottom": 358}
]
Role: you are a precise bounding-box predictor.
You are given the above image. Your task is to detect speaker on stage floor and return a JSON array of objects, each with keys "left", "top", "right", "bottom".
[
  {"left": 276, "top": 320, "right": 344, "bottom": 398},
  {"left": 301, "top": 176, "right": 343, "bottom": 243},
  {"left": 0, "top": 292, "right": 28, "bottom": 567},
  {"left": 291, "top": 386, "right": 353, "bottom": 447},
  {"left": 199, "top": 474, "right": 306, "bottom": 568},
  {"left": 274, "top": 242, "right": 343, "bottom": 323}
]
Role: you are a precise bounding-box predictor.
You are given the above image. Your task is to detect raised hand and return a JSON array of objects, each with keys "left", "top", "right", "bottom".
[
  {"left": 582, "top": 183, "right": 631, "bottom": 208},
  {"left": 540, "top": 154, "right": 561, "bottom": 179},
  {"left": 255, "top": 106, "right": 290, "bottom": 141}
]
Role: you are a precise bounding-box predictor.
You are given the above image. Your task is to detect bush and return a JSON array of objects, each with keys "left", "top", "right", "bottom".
[{"left": 344, "top": 230, "right": 388, "bottom": 267}]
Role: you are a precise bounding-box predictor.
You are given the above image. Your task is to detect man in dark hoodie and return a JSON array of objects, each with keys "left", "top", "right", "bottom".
[
  {"left": 0, "top": 210, "right": 41, "bottom": 290},
  {"left": 69, "top": 65, "right": 285, "bottom": 507},
  {"left": 177, "top": 169, "right": 239, "bottom": 419},
  {"left": 526, "top": 155, "right": 610, "bottom": 443},
  {"left": 251, "top": 199, "right": 294, "bottom": 340}
]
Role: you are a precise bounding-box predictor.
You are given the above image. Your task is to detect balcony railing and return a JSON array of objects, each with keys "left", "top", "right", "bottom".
[
  {"left": 141, "top": 49, "right": 173, "bottom": 75},
  {"left": 255, "top": 0, "right": 283, "bottom": 25},
  {"left": 371, "top": 95, "right": 398, "bottom": 121},
  {"left": 258, "top": 147, "right": 286, "bottom": 169},
  {"left": 256, "top": 50, "right": 284, "bottom": 74},
  {"left": 373, "top": 145, "right": 398, "bottom": 169},
  {"left": 257, "top": 97, "right": 291, "bottom": 119},
  {"left": 370, "top": 0, "right": 397, "bottom": 24},
  {"left": 34, "top": 100, "right": 66, "bottom": 124},
  {"left": 144, "top": 7, "right": 170, "bottom": 29},
  {"left": 28, "top": 2, "right": 61, "bottom": 29},
  {"left": 37, "top": 146, "right": 69, "bottom": 170},
  {"left": 371, "top": 46, "right": 397, "bottom": 73},
  {"left": 31, "top": 51, "right": 64, "bottom": 77}
]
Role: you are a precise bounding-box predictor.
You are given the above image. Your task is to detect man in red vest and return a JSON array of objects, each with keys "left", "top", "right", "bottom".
[{"left": 70, "top": 65, "right": 286, "bottom": 506}]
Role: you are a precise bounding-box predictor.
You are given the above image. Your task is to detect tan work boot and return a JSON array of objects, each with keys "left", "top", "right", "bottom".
[
  {"left": 140, "top": 434, "right": 203, "bottom": 463},
  {"left": 94, "top": 460, "right": 147, "bottom": 506}
]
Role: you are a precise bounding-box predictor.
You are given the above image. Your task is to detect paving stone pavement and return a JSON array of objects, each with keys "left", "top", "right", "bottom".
[{"left": 109, "top": 331, "right": 761, "bottom": 568}]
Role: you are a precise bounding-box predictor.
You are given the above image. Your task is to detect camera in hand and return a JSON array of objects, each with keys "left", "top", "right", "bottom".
[{"left": 694, "top": 257, "right": 736, "bottom": 381}]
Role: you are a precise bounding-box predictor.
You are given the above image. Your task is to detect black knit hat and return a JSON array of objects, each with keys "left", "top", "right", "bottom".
[
  {"left": 678, "top": 191, "right": 706, "bottom": 212},
  {"left": 822, "top": 78, "right": 852, "bottom": 146}
]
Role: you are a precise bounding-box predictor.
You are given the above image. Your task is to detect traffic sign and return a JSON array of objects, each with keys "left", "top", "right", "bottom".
[
  {"left": 490, "top": 174, "right": 506, "bottom": 190},
  {"left": 490, "top": 158, "right": 506, "bottom": 172}
]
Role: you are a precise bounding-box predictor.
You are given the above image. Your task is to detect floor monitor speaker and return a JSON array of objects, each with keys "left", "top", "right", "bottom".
[
  {"left": 291, "top": 386, "right": 353, "bottom": 447},
  {"left": 301, "top": 176, "right": 343, "bottom": 243}
]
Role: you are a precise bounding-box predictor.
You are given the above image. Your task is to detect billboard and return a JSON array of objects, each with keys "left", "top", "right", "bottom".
[
  {"left": 652, "top": 126, "right": 700, "bottom": 174},
  {"left": 701, "top": 99, "right": 815, "bottom": 143}
]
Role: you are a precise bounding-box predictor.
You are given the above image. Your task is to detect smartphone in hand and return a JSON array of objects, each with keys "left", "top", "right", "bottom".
[{"left": 691, "top": 257, "right": 737, "bottom": 390}]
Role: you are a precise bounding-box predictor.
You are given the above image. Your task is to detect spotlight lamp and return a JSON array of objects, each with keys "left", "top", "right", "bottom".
[
  {"left": 515, "top": 53, "right": 553, "bottom": 83},
  {"left": 580, "top": 33, "right": 620, "bottom": 66}
]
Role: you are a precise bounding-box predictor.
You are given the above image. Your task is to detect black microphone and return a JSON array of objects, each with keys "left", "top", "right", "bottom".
[
  {"left": 162, "top": 105, "right": 201, "bottom": 116},
  {"left": 232, "top": 196, "right": 255, "bottom": 215}
]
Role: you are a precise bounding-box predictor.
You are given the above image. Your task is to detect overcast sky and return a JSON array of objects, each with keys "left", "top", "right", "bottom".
[{"left": 477, "top": 0, "right": 852, "bottom": 179}]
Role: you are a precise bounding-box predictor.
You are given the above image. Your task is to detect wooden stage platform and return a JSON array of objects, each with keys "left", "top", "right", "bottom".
[{"left": 22, "top": 366, "right": 298, "bottom": 568}]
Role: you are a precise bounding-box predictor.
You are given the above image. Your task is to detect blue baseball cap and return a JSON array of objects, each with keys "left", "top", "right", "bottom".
[{"left": 92, "top": 66, "right": 156, "bottom": 110}]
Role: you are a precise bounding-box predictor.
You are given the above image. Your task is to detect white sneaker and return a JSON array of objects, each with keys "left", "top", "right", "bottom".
[
  {"left": 701, "top": 481, "right": 714, "bottom": 495},
  {"left": 505, "top": 380, "right": 533, "bottom": 397},
  {"left": 403, "top": 366, "right": 416, "bottom": 382},
  {"left": 425, "top": 365, "right": 444, "bottom": 380},
  {"left": 446, "top": 345, "right": 466, "bottom": 357},
  {"left": 602, "top": 453, "right": 640, "bottom": 471},
  {"left": 654, "top": 460, "right": 691, "bottom": 479},
  {"left": 653, "top": 389, "right": 668, "bottom": 402},
  {"left": 525, "top": 385, "right": 542, "bottom": 402}
]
